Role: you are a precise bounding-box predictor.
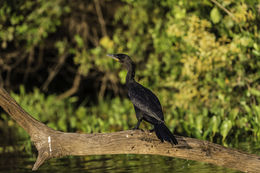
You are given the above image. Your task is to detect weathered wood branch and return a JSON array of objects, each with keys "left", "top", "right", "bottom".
[{"left": 0, "top": 87, "right": 260, "bottom": 172}]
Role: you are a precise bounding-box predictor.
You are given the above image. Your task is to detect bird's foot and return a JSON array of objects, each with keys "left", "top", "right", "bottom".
[
  {"left": 149, "top": 128, "right": 155, "bottom": 133},
  {"left": 132, "top": 127, "right": 144, "bottom": 132}
]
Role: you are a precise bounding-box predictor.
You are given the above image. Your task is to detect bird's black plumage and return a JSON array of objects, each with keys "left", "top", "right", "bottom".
[{"left": 107, "top": 53, "right": 178, "bottom": 145}]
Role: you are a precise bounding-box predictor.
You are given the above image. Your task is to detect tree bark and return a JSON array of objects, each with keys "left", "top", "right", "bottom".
[{"left": 0, "top": 87, "right": 259, "bottom": 172}]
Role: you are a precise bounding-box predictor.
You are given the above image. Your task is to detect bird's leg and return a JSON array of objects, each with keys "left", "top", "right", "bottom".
[
  {"left": 133, "top": 107, "right": 143, "bottom": 131},
  {"left": 133, "top": 119, "right": 142, "bottom": 130},
  {"left": 149, "top": 128, "right": 155, "bottom": 132}
]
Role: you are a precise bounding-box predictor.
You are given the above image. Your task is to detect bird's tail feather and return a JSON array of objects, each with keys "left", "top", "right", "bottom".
[{"left": 154, "top": 123, "right": 178, "bottom": 145}]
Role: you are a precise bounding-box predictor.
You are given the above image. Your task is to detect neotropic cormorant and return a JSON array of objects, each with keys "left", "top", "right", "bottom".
[{"left": 108, "top": 54, "right": 178, "bottom": 145}]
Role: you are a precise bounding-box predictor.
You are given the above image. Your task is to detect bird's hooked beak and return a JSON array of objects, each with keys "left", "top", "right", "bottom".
[{"left": 107, "top": 54, "right": 120, "bottom": 62}]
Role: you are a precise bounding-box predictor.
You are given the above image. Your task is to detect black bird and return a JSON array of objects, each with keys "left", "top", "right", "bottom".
[{"left": 107, "top": 53, "right": 178, "bottom": 145}]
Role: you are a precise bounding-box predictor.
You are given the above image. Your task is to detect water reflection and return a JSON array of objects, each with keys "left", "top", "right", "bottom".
[
  {"left": 0, "top": 152, "right": 241, "bottom": 173},
  {"left": 2, "top": 140, "right": 259, "bottom": 173}
]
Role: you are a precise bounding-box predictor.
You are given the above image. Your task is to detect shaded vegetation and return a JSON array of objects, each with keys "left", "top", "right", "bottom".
[{"left": 0, "top": 0, "right": 260, "bottom": 152}]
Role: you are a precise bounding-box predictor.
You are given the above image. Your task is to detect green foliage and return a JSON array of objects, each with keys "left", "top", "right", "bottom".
[
  {"left": 1, "top": 86, "right": 136, "bottom": 139},
  {"left": 0, "top": 0, "right": 69, "bottom": 48},
  {"left": 210, "top": 7, "right": 222, "bottom": 24},
  {"left": 82, "top": 0, "right": 260, "bottom": 144}
]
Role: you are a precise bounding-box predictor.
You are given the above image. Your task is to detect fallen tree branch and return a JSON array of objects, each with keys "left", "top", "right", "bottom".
[{"left": 0, "top": 87, "right": 259, "bottom": 172}]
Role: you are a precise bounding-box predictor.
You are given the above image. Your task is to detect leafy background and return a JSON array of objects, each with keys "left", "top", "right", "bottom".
[{"left": 0, "top": 0, "right": 260, "bottom": 153}]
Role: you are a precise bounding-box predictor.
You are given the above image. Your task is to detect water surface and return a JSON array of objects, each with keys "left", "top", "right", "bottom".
[
  {"left": 0, "top": 152, "right": 241, "bottom": 173},
  {"left": 1, "top": 140, "right": 259, "bottom": 173}
]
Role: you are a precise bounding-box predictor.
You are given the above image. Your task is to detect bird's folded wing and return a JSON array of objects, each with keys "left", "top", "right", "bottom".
[{"left": 128, "top": 83, "right": 164, "bottom": 122}]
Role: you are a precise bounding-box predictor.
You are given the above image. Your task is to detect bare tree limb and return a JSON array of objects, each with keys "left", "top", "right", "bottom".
[
  {"left": 94, "top": 0, "right": 107, "bottom": 37},
  {"left": 57, "top": 69, "right": 82, "bottom": 99},
  {"left": 210, "top": 0, "right": 237, "bottom": 22},
  {"left": 23, "top": 47, "right": 35, "bottom": 83},
  {"left": 42, "top": 52, "right": 68, "bottom": 92},
  {"left": 0, "top": 87, "right": 260, "bottom": 172}
]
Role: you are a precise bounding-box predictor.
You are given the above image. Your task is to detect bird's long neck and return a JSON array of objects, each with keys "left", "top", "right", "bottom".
[{"left": 125, "top": 62, "right": 135, "bottom": 85}]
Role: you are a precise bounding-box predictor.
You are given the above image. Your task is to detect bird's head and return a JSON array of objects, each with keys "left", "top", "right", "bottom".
[
  {"left": 107, "top": 53, "right": 134, "bottom": 70},
  {"left": 107, "top": 53, "right": 131, "bottom": 63},
  {"left": 107, "top": 53, "right": 136, "bottom": 81}
]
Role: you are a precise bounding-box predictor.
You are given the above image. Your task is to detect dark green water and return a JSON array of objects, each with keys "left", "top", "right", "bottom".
[
  {"left": 0, "top": 152, "right": 240, "bottom": 173},
  {"left": 1, "top": 141, "right": 259, "bottom": 173},
  {"left": 0, "top": 154, "right": 240, "bottom": 173}
]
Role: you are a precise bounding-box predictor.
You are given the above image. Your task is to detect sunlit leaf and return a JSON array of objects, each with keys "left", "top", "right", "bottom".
[
  {"left": 210, "top": 7, "right": 222, "bottom": 24},
  {"left": 220, "top": 120, "right": 232, "bottom": 141}
]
